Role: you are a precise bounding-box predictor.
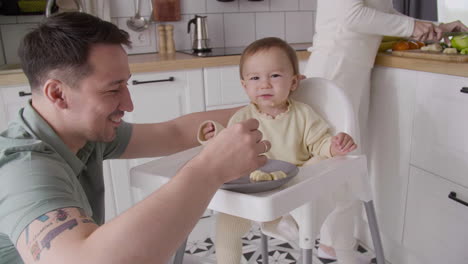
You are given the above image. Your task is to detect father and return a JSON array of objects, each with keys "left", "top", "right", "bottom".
[{"left": 0, "top": 12, "right": 270, "bottom": 264}]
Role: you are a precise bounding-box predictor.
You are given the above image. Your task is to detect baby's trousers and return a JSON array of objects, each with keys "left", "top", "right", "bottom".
[{"left": 215, "top": 213, "right": 252, "bottom": 264}]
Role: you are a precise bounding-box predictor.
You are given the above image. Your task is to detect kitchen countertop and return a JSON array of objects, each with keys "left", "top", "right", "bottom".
[{"left": 1, "top": 49, "right": 467, "bottom": 86}]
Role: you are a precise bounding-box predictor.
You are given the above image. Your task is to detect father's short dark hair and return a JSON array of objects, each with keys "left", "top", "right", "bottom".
[{"left": 19, "top": 12, "right": 131, "bottom": 91}]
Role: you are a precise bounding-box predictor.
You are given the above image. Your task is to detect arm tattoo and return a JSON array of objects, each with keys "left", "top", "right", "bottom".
[
  {"left": 24, "top": 208, "right": 88, "bottom": 261},
  {"left": 40, "top": 219, "right": 78, "bottom": 249}
]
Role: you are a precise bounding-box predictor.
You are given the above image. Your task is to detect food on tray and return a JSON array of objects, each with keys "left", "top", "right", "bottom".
[
  {"left": 443, "top": 48, "right": 458, "bottom": 54},
  {"left": 461, "top": 48, "right": 468, "bottom": 55},
  {"left": 270, "top": 171, "right": 287, "bottom": 180},
  {"left": 250, "top": 170, "right": 272, "bottom": 182},
  {"left": 249, "top": 170, "right": 288, "bottom": 182}
]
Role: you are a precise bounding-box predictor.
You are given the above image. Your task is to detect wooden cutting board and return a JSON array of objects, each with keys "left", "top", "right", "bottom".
[
  {"left": 392, "top": 50, "right": 468, "bottom": 63},
  {"left": 153, "top": 0, "right": 181, "bottom": 21}
]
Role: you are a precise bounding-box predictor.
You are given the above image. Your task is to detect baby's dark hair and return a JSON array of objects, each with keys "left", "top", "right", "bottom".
[
  {"left": 19, "top": 12, "right": 131, "bottom": 90},
  {"left": 239, "top": 37, "right": 299, "bottom": 80}
]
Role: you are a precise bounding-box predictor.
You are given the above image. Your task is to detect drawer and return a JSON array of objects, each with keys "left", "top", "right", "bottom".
[
  {"left": 410, "top": 72, "right": 468, "bottom": 187},
  {"left": 126, "top": 70, "right": 204, "bottom": 124},
  {"left": 403, "top": 166, "right": 468, "bottom": 264}
]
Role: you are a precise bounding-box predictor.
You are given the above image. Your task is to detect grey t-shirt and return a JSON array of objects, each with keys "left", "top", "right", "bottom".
[{"left": 0, "top": 102, "right": 132, "bottom": 263}]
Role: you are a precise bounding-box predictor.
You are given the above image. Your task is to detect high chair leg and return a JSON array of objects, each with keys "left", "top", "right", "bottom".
[
  {"left": 302, "top": 249, "right": 313, "bottom": 264},
  {"left": 364, "top": 201, "right": 385, "bottom": 264},
  {"left": 173, "top": 238, "right": 187, "bottom": 264},
  {"left": 260, "top": 232, "right": 269, "bottom": 264}
]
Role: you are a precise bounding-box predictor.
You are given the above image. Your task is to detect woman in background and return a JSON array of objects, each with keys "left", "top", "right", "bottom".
[{"left": 305, "top": 0, "right": 468, "bottom": 263}]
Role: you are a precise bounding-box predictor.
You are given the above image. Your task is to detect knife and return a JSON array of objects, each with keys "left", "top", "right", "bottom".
[{"left": 443, "top": 32, "right": 467, "bottom": 37}]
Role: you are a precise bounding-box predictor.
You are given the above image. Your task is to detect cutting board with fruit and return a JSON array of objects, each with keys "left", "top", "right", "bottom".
[
  {"left": 391, "top": 50, "right": 468, "bottom": 62},
  {"left": 379, "top": 35, "right": 468, "bottom": 62}
]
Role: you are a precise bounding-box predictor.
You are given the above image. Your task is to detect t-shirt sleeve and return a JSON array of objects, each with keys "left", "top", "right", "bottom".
[
  {"left": 102, "top": 121, "right": 133, "bottom": 159},
  {"left": 0, "top": 157, "right": 91, "bottom": 246}
]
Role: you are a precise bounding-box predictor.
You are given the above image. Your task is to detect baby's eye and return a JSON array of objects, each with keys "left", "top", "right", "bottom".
[
  {"left": 271, "top": 74, "right": 281, "bottom": 78},
  {"left": 249, "top": 76, "right": 260, "bottom": 81}
]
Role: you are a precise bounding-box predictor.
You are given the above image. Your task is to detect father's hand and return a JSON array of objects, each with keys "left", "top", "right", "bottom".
[{"left": 198, "top": 118, "right": 270, "bottom": 185}]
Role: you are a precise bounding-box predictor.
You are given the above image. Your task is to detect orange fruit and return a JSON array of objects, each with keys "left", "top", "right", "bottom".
[
  {"left": 392, "top": 41, "right": 410, "bottom": 51},
  {"left": 416, "top": 41, "right": 425, "bottom": 48},
  {"left": 408, "top": 41, "right": 419, "bottom": 49}
]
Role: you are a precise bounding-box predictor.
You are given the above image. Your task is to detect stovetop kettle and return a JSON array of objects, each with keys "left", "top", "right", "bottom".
[{"left": 187, "top": 15, "right": 211, "bottom": 52}]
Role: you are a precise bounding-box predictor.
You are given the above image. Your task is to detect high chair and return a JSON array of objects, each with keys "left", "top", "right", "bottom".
[{"left": 130, "top": 78, "right": 385, "bottom": 264}]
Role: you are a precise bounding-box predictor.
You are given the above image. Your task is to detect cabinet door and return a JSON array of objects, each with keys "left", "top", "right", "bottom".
[
  {"left": 106, "top": 69, "right": 205, "bottom": 217},
  {"left": 365, "top": 66, "right": 417, "bottom": 261},
  {"left": 204, "top": 65, "right": 248, "bottom": 110},
  {"left": 411, "top": 72, "right": 468, "bottom": 187},
  {"left": 0, "top": 84, "right": 31, "bottom": 131},
  {"left": 403, "top": 166, "right": 468, "bottom": 264}
]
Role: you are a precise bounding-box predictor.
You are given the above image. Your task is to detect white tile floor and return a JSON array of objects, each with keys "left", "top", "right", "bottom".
[{"left": 177, "top": 213, "right": 376, "bottom": 264}]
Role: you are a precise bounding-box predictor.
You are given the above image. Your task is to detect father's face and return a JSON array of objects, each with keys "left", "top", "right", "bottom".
[{"left": 66, "top": 44, "right": 133, "bottom": 142}]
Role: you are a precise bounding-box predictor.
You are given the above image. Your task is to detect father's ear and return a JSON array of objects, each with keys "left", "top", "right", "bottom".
[{"left": 43, "top": 79, "right": 68, "bottom": 109}]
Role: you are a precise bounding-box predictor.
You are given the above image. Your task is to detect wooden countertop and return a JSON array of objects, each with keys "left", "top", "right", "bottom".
[{"left": 0, "top": 50, "right": 466, "bottom": 86}]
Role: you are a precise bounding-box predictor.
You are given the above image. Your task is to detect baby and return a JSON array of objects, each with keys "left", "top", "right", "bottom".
[{"left": 199, "top": 37, "right": 357, "bottom": 263}]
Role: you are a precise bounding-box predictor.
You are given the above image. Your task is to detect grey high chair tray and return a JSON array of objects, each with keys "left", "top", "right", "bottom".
[{"left": 221, "top": 159, "right": 299, "bottom": 193}]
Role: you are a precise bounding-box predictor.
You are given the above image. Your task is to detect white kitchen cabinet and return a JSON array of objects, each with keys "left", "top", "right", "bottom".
[
  {"left": 403, "top": 166, "right": 468, "bottom": 264},
  {"left": 204, "top": 65, "right": 249, "bottom": 110},
  {"left": 106, "top": 69, "right": 205, "bottom": 218},
  {"left": 363, "top": 66, "right": 417, "bottom": 264},
  {"left": 401, "top": 72, "right": 468, "bottom": 264},
  {"left": 363, "top": 67, "right": 468, "bottom": 264},
  {"left": 410, "top": 72, "right": 468, "bottom": 187}
]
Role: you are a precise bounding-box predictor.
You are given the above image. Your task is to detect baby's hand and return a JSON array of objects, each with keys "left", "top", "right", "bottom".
[
  {"left": 330, "top": 132, "right": 357, "bottom": 156},
  {"left": 201, "top": 122, "right": 216, "bottom": 141}
]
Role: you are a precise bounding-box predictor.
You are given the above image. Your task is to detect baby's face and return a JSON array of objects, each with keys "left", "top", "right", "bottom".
[{"left": 241, "top": 47, "right": 298, "bottom": 113}]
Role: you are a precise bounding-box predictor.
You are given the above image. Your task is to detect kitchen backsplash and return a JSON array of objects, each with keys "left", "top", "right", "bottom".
[{"left": 0, "top": 0, "right": 316, "bottom": 65}]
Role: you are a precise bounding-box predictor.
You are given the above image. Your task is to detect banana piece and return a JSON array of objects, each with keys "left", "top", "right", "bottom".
[
  {"left": 250, "top": 170, "right": 273, "bottom": 182},
  {"left": 270, "top": 171, "right": 287, "bottom": 180}
]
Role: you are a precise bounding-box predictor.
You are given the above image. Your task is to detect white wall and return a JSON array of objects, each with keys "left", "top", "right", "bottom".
[{"left": 0, "top": 0, "right": 317, "bottom": 63}]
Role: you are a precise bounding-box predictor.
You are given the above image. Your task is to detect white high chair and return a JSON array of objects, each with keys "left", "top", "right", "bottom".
[{"left": 130, "top": 78, "right": 385, "bottom": 264}]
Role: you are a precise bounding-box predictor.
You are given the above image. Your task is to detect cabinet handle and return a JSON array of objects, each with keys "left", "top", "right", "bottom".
[
  {"left": 448, "top": 192, "right": 468, "bottom": 207},
  {"left": 132, "top": 77, "right": 175, "bottom": 85},
  {"left": 19, "top": 91, "right": 32, "bottom": 97},
  {"left": 461, "top": 87, "right": 468, "bottom": 94}
]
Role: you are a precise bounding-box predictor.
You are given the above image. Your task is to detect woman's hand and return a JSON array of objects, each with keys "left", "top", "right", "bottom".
[
  {"left": 438, "top": 20, "right": 468, "bottom": 43},
  {"left": 330, "top": 132, "right": 357, "bottom": 157},
  {"left": 411, "top": 21, "right": 443, "bottom": 42},
  {"left": 439, "top": 20, "right": 468, "bottom": 33}
]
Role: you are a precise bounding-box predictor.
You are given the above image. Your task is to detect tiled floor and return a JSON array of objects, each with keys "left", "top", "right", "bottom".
[{"left": 180, "top": 214, "right": 375, "bottom": 264}]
